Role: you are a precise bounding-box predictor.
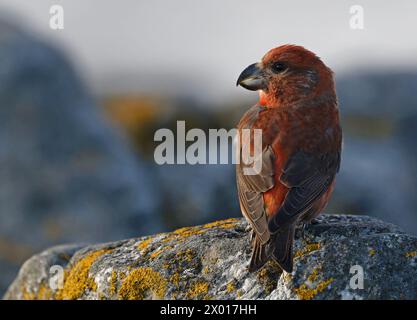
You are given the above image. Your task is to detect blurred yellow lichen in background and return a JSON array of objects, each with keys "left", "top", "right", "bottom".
[{"left": 103, "top": 95, "right": 163, "bottom": 132}]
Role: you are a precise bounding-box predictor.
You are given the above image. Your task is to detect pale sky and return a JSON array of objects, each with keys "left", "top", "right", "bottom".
[{"left": 0, "top": 0, "right": 416, "bottom": 103}]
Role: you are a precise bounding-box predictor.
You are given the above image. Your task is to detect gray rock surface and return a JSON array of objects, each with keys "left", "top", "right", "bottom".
[
  {"left": 0, "top": 20, "right": 160, "bottom": 295},
  {"left": 4, "top": 214, "right": 417, "bottom": 300}
]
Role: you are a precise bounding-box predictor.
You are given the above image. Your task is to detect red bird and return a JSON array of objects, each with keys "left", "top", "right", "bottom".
[{"left": 236, "top": 45, "right": 342, "bottom": 273}]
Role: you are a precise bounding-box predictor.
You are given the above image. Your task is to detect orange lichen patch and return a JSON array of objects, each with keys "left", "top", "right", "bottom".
[
  {"left": 405, "top": 251, "right": 417, "bottom": 258},
  {"left": 137, "top": 237, "right": 153, "bottom": 252},
  {"left": 294, "top": 269, "right": 334, "bottom": 300},
  {"left": 118, "top": 267, "right": 167, "bottom": 300},
  {"left": 56, "top": 249, "right": 112, "bottom": 300},
  {"left": 294, "top": 243, "right": 321, "bottom": 258},
  {"left": 369, "top": 249, "right": 376, "bottom": 257},
  {"left": 185, "top": 281, "right": 210, "bottom": 299}
]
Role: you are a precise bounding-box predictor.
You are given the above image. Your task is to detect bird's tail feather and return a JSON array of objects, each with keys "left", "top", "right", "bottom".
[
  {"left": 248, "top": 236, "right": 270, "bottom": 272},
  {"left": 270, "top": 224, "right": 295, "bottom": 273}
]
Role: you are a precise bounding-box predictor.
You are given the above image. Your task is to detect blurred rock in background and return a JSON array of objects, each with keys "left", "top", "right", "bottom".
[
  {"left": 0, "top": 21, "right": 161, "bottom": 294},
  {"left": 333, "top": 72, "right": 417, "bottom": 234}
]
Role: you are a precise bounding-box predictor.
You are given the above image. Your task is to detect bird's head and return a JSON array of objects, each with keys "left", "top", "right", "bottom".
[{"left": 237, "top": 45, "right": 335, "bottom": 107}]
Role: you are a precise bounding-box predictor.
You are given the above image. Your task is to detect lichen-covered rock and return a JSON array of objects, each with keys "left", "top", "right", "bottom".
[{"left": 4, "top": 215, "right": 417, "bottom": 300}]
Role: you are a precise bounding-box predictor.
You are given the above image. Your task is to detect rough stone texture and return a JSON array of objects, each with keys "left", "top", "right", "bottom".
[
  {"left": 4, "top": 214, "right": 417, "bottom": 300},
  {"left": 0, "top": 20, "right": 161, "bottom": 294}
]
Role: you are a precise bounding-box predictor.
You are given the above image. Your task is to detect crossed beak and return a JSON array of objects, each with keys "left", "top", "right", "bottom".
[{"left": 236, "top": 63, "right": 267, "bottom": 91}]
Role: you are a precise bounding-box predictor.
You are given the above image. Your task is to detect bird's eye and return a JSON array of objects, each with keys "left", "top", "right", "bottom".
[{"left": 271, "top": 62, "right": 287, "bottom": 73}]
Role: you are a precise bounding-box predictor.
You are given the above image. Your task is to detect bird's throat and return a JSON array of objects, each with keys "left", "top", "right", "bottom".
[{"left": 258, "top": 90, "right": 269, "bottom": 106}]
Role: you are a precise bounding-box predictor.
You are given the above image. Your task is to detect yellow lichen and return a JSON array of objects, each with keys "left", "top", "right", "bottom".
[
  {"left": 118, "top": 268, "right": 167, "bottom": 300},
  {"left": 137, "top": 237, "right": 153, "bottom": 251},
  {"left": 176, "top": 248, "right": 195, "bottom": 262},
  {"left": 405, "top": 251, "right": 417, "bottom": 258},
  {"left": 109, "top": 270, "right": 118, "bottom": 296},
  {"left": 159, "top": 228, "right": 203, "bottom": 245},
  {"left": 307, "top": 269, "right": 319, "bottom": 282},
  {"left": 283, "top": 272, "right": 292, "bottom": 283},
  {"left": 256, "top": 261, "right": 281, "bottom": 293},
  {"left": 161, "top": 218, "right": 239, "bottom": 245},
  {"left": 294, "top": 243, "right": 321, "bottom": 258},
  {"left": 170, "top": 273, "right": 181, "bottom": 287},
  {"left": 21, "top": 281, "right": 54, "bottom": 300},
  {"left": 226, "top": 282, "right": 236, "bottom": 293},
  {"left": 56, "top": 249, "right": 111, "bottom": 300},
  {"left": 186, "top": 281, "right": 210, "bottom": 299},
  {"left": 21, "top": 286, "right": 35, "bottom": 300},
  {"left": 37, "top": 283, "right": 53, "bottom": 300},
  {"left": 172, "top": 227, "right": 205, "bottom": 238},
  {"left": 294, "top": 277, "right": 334, "bottom": 300},
  {"left": 369, "top": 249, "right": 376, "bottom": 257},
  {"left": 201, "top": 218, "right": 238, "bottom": 229}
]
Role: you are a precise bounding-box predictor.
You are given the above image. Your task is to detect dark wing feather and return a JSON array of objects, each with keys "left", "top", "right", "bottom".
[
  {"left": 236, "top": 145, "right": 275, "bottom": 244},
  {"left": 268, "top": 151, "right": 340, "bottom": 233},
  {"left": 236, "top": 105, "right": 275, "bottom": 245}
]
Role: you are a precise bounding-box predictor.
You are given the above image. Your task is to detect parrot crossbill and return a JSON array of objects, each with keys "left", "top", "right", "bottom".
[{"left": 236, "top": 45, "right": 342, "bottom": 273}]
